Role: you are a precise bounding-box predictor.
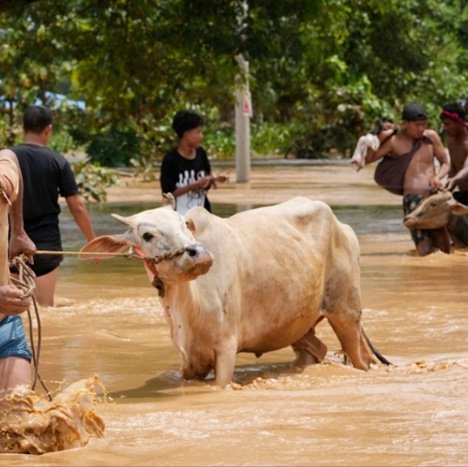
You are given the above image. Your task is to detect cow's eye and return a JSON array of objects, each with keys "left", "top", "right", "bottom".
[
  {"left": 430, "top": 202, "right": 437, "bottom": 208},
  {"left": 142, "top": 232, "right": 154, "bottom": 242}
]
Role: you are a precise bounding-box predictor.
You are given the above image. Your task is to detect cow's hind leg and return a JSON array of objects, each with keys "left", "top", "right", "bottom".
[
  {"left": 291, "top": 316, "right": 328, "bottom": 366},
  {"left": 325, "top": 312, "right": 374, "bottom": 370}
]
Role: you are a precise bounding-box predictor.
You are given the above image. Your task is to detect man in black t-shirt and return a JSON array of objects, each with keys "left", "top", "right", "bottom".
[
  {"left": 160, "top": 111, "right": 227, "bottom": 215},
  {"left": 10, "top": 105, "right": 96, "bottom": 307}
]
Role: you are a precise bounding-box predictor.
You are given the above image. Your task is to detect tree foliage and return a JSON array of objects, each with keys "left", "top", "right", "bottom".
[{"left": 1, "top": 0, "right": 467, "bottom": 159}]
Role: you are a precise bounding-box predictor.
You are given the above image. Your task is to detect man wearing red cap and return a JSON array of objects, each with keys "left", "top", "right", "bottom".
[{"left": 441, "top": 102, "right": 468, "bottom": 205}]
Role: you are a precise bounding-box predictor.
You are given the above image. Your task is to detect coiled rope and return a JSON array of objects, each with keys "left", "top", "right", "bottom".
[{"left": 10, "top": 255, "right": 52, "bottom": 401}]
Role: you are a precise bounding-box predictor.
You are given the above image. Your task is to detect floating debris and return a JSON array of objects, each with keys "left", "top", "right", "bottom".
[{"left": 0, "top": 376, "right": 106, "bottom": 454}]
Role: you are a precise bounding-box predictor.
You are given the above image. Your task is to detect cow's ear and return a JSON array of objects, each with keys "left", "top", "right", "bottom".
[
  {"left": 186, "top": 219, "right": 196, "bottom": 233},
  {"left": 79, "top": 235, "right": 134, "bottom": 260},
  {"left": 450, "top": 202, "right": 468, "bottom": 216}
]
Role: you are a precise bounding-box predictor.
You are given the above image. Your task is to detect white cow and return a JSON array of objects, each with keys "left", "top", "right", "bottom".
[{"left": 81, "top": 197, "right": 387, "bottom": 387}]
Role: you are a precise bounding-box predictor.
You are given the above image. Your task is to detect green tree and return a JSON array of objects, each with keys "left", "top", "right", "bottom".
[{"left": 1, "top": 0, "right": 467, "bottom": 159}]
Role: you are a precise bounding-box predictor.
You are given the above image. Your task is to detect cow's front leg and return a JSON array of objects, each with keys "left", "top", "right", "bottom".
[{"left": 214, "top": 336, "right": 237, "bottom": 388}]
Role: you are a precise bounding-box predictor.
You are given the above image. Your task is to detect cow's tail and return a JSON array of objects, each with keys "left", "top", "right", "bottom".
[{"left": 361, "top": 326, "right": 392, "bottom": 366}]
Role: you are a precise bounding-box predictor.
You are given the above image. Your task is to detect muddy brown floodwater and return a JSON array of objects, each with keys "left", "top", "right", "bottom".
[{"left": 1, "top": 162, "right": 467, "bottom": 466}]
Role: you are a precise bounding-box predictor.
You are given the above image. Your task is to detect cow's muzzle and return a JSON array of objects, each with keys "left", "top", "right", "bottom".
[
  {"left": 183, "top": 243, "right": 214, "bottom": 275},
  {"left": 404, "top": 216, "right": 416, "bottom": 228}
]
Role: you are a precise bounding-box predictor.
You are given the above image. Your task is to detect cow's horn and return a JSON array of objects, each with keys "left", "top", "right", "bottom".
[{"left": 162, "top": 193, "right": 176, "bottom": 210}]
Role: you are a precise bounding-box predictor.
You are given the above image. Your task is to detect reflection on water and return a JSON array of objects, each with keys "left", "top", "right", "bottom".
[{"left": 5, "top": 200, "right": 466, "bottom": 466}]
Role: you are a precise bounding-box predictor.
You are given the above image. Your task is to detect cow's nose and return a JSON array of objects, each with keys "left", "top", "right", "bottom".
[
  {"left": 404, "top": 216, "right": 414, "bottom": 227},
  {"left": 185, "top": 245, "right": 199, "bottom": 257}
]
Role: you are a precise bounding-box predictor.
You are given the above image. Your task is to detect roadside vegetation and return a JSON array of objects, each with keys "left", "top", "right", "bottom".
[{"left": 1, "top": 0, "right": 467, "bottom": 200}]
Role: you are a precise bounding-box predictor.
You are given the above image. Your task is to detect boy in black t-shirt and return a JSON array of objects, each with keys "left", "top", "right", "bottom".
[{"left": 160, "top": 111, "right": 227, "bottom": 215}]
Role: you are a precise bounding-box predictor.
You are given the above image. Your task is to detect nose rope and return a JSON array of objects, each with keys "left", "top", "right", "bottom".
[
  {"left": 34, "top": 248, "right": 187, "bottom": 263},
  {"left": 142, "top": 247, "right": 186, "bottom": 265},
  {"left": 35, "top": 249, "right": 141, "bottom": 258},
  {"left": 139, "top": 248, "right": 186, "bottom": 299},
  {"left": 9, "top": 255, "right": 52, "bottom": 401}
]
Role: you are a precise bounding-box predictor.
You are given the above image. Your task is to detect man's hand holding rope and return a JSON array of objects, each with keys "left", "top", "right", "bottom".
[
  {"left": 9, "top": 229, "right": 36, "bottom": 263},
  {"left": 0, "top": 284, "right": 31, "bottom": 315}
]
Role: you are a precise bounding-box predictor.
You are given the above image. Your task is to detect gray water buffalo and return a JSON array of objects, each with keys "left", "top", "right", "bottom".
[
  {"left": 80, "top": 196, "right": 387, "bottom": 387},
  {"left": 404, "top": 191, "right": 468, "bottom": 249}
]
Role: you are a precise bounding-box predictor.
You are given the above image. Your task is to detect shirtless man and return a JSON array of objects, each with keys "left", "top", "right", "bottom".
[
  {"left": 0, "top": 149, "right": 36, "bottom": 390},
  {"left": 441, "top": 102, "right": 468, "bottom": 204},
  {"left": 366, "top": 103, "right": 450, "bottom": 256}
]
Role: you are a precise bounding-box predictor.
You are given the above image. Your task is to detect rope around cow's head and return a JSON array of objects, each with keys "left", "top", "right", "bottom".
[{"left": 131, "top": 246, "right": 186, "bottom": 298}]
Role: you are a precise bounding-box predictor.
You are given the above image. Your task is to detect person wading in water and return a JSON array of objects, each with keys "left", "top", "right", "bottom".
[{"left": 365, "top": 103, "right": 450, "bottom": 256}]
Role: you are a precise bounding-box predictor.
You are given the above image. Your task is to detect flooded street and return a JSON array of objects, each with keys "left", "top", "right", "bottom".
[{"left": 2, "top": 163, "right": 467, "bottom": 466}]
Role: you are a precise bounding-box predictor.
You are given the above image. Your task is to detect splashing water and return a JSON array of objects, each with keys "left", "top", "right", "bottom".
[{"left": 0, "top": 376, "right": 106, "bottom": 454}]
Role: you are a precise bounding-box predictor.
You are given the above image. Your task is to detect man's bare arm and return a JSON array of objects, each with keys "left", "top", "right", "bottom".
[
  {"left": 447, "top": 156, "right": 468, "bottom": 190},
  {"left": 426, "top": 130, "right": 450, "bottom": 187},
  {"left": 65, "top": 194, "right": 96, "bottom": 242},
  {"left": 365, "top": 136, "right": 394, "bottom": 164},
  {"left": 0, "top": 149, "right": 36, "bottom": 260}
]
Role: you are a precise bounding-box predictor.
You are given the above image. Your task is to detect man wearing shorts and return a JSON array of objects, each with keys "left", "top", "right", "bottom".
[
  {"left": 0, "top": 149, "right": 36, "bottom": 390},
  {"left": 11, "top": 105, "right": 96, "bottom": 306},
  {"left": 366, "top": 103, "right": 450, "bottom": 256}
]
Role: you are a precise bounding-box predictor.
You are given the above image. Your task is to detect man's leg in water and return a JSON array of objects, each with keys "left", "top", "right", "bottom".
[
  {"left": 0, "top": 316, "right": 32, "bottom": 390},
  {"left": 0, "top": 357, "right": 31, "bottom": 390},
  {"left": 34, "top": 267, "right": 59, "bottom": 307}
]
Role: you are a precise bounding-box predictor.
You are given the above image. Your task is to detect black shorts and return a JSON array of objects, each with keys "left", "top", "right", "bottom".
[
  {"left": 30, "top": 242, "right": 63, "bottom": 277},
  {"left": 403, "top": 194, "right": 433, "bottom": 246}
]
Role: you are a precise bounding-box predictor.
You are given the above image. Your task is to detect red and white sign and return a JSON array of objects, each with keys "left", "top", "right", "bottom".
[{"left": 242, "top": 91, "right": 253, "bottom": 118}]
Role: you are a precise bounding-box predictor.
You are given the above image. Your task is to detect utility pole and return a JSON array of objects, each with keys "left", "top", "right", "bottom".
[
  {"left": 235, "top": 55, "right": 251, "bottom": 183},
  {"left": 235, "top": 0, "right": 251, "bottom": 183}
]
